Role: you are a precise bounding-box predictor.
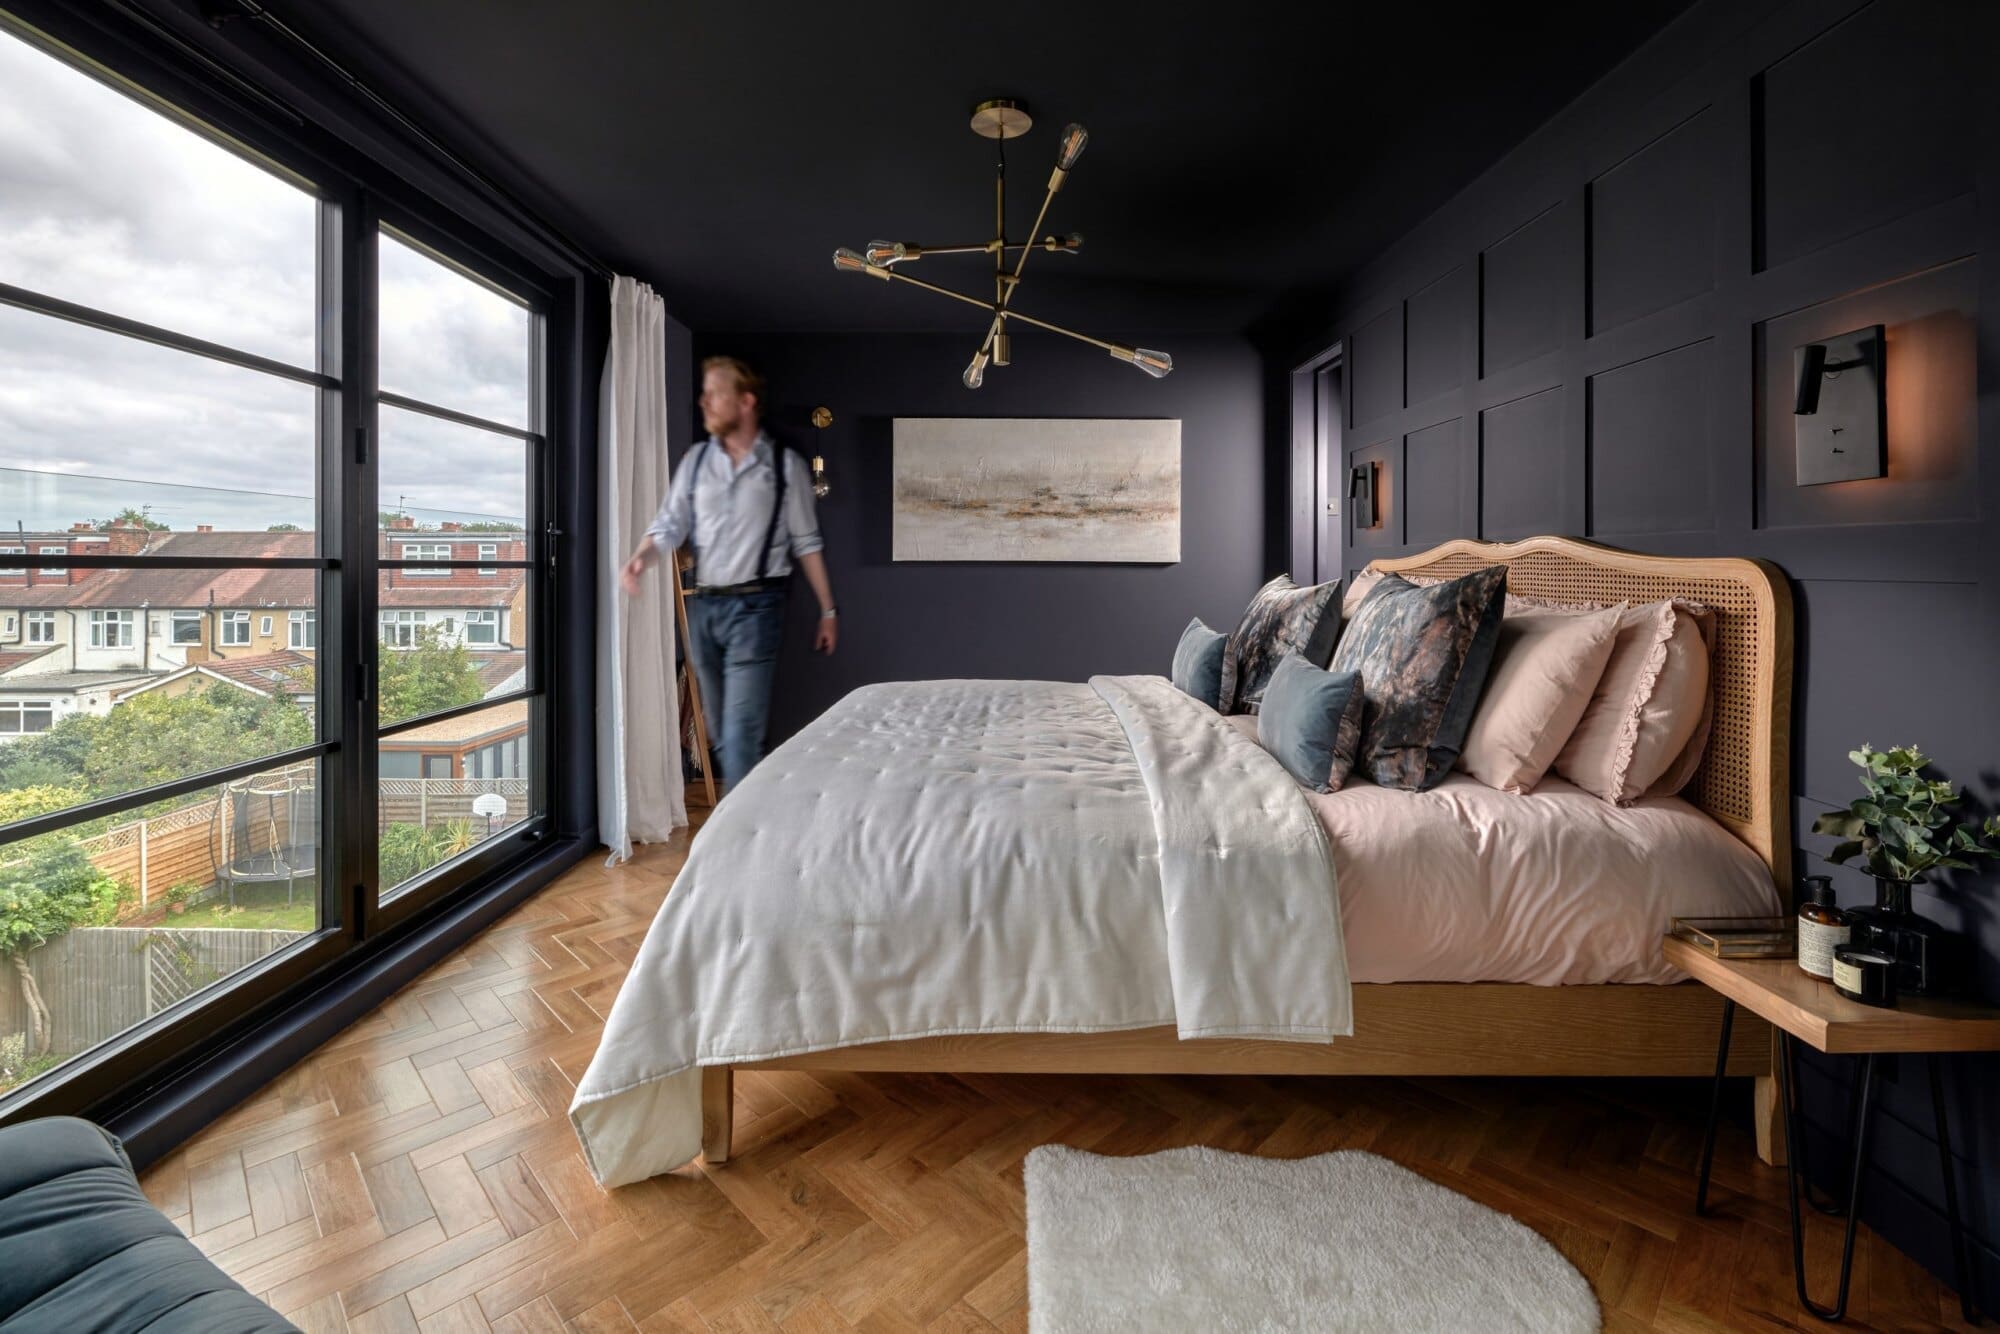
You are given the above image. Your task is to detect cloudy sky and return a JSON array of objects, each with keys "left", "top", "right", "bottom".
[{"left": 0, "top": 26, "right": 532, "bottom": 536}]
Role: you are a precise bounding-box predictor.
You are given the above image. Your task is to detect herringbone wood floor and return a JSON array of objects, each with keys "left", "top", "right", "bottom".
[{"left": 140, "top": 822, "right": 1978, "bottom": 1333}]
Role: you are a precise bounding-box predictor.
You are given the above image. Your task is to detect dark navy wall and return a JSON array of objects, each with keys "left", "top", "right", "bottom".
[
  {"left": 1273, "top": 0, "right": 2000, "bottom": 1306},
  {"left": 687, "top": 332, "right": 1272, "bottom": 744}
]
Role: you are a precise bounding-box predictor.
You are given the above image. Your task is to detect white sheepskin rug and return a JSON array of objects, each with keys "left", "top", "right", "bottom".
[{"left": 1024, "top": 1145, "right": 1600, "bottom": 1333}]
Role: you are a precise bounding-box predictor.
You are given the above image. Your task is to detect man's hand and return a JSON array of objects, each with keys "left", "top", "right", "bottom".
[
  {"left": 619, "top": 543, "right": 654, "bottom": 597},
  {"left": 815, "top": 614, "right": 838, "bottom": 655}
]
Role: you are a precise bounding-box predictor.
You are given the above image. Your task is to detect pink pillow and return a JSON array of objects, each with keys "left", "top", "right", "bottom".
[
  {"left": 1342, "top": 568, "right": 1385, "bottom": 618},
  {"left": 1553, "top": 600, "right": 1716, "bottom": 804},
  {"left": 1456, "top": 604, "right": 1623, "bottom": 794}
]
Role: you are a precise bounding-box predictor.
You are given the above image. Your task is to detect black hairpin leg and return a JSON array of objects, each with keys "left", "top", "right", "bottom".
[
  {"left": 1777, "top": 1035, "right": 1879, "bottom": 1323},
  {"left": 1929, "top": 1055, "right": 1982, "bottom": 1325},
  {"left": 1782, "top": 1024, "right": 1853, "bottom": 1216},
  {"left": 1694, "top": 998, "right": 1735, "bottom": 1216}
]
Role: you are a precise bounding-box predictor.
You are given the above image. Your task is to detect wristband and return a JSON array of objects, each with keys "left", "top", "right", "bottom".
[{"left": 820, "top": 607, "right": 838, "bottom": 619}]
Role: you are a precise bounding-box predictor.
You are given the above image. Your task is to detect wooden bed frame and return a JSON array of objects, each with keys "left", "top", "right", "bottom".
[{"left": 700, "top": 536, "right": 1796, "bottom": 1166}]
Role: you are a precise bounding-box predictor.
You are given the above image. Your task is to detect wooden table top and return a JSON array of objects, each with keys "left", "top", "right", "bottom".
[{"left": 1663, "top": 936, "right": 2000, "bottom": 1055}]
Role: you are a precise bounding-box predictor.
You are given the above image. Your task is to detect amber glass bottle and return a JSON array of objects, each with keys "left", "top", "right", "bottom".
[{"left": 1797, "top": 875, "right": 1849, "bottom": 980}]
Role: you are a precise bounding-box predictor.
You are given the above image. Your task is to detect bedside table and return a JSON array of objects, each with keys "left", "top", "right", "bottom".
[{"left": 1665, "top": 936, "right": 2000, "bottom": 1323}]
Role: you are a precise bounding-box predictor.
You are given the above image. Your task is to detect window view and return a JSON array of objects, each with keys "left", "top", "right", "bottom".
[
  {"left": 374, "top": 230, "right": 541, "bottom": 897},
  {"left": 0, "top": 25, "right": 323, "bottom": 1097}
]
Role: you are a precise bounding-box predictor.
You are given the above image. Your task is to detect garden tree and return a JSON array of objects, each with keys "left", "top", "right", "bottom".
[
  {"left": 266, "top": 522, "right": 304, "bottom": 532},
  {"left": 379, "top": 630, "right": 486, "bottom": 722},
  {"left": 284, "top": 629, "right": 485, "bottom": 725},
  {"left": 454, "top": 521, "right": 519, "bottom": 533},
  {"left": 0, "top": 785, "right": 125, "bottom": 1056},
  {"left": 83, "top": 686, "right": 311, "bottom": 800},
  {"left": 96, "top": 506, "right": 169, "bottom": 531},
  {"left": 0, "top": 712, "right": 98, "bottom": 790}
]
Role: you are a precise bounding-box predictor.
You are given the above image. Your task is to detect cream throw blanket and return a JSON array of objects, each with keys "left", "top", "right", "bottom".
[{"left": 570, "top": 675, "right": 1349, "bottom": 1186}]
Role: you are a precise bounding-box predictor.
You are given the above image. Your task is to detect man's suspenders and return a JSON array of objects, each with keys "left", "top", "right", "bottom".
[{"left": 685, "top": 439, "right": 789, "bottom": 583}]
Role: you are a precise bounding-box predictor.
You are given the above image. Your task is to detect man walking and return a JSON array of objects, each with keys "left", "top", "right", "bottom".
[{"left": 620, "top": 356, "right": 836, "bottom": 793}]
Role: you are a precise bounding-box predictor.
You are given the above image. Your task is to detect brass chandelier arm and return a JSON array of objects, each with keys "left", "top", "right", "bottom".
[
  {"left": 870, "top": 263, "right": 1124, "bottom": 357},
  {"left": 974, "top": 178, "right": 1063, "bottom": 362},
  {"left": 876, "top": 266, "right": 1007, "bottom": 316},
  {"left": 997, "top": 306, "right": 1119, "bottom": 356},
  {"left": 884, "top": 239, "right": 1080, "bottom": 259}
]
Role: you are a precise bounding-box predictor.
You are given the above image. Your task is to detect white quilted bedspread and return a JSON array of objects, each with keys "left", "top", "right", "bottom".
[{"left": 569, "top": 675, "right": 1348, "bottom": 1186}]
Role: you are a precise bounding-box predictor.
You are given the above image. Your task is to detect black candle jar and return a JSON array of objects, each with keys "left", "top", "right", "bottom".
[{"left": 1831, "top": 944, "right": 1898, "bottom": 1008}]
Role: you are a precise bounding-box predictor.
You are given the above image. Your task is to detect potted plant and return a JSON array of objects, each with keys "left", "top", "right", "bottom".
[
  {"left": 162, "top": 881, "right": 204, "bottom": 917},
  {"left": 1811, "top": 744, "right": 2000, "bottom": 993}
]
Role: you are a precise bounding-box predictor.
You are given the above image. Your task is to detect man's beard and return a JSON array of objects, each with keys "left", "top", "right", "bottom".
[{"left": 704, "top": 408, "right": 738, "bottom": 436}]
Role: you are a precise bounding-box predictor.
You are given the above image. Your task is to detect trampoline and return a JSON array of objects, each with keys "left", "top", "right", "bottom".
[{"left": 214, "top": 768, "right": 320, "bottom": 906}]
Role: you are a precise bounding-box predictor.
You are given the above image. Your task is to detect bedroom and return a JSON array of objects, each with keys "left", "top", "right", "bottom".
[{"left": 0, "top": 1, "right": 1996, "bottom": 1330}]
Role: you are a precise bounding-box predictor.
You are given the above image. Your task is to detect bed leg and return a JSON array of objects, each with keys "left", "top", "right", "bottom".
[
  {"left": 1754, "top": 1029, "right": 1787, "bottom": 1167},
  {"left": 701, "top": 1066, "right": 734, "bottom": 1165}
]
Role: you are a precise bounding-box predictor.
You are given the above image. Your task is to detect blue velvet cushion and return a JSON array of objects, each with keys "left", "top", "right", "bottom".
[
  {"left": 1328, "top": 565, "right": 1508, "bottom": 790},
  {"left": 1217, "top": 575, "right": 1343, "bottom": 715},
  {"left": 1170, "top": 617, "right": 1228, "bottom": 708},
  {"left": 0, "top": 1117, "right": 296, "bottom": 1332},
  {"left": 1256, "top": 653, "right": 1366, "bottom": 793}
]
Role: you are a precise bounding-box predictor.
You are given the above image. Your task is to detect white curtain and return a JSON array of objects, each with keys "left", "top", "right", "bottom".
[{"left": 597, "top": 276, "right": 685, "bottom": 861}]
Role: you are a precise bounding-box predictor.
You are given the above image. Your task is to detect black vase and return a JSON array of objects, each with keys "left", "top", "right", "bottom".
[{"left": 1845, "top": 878, "right": 1952, "bottom": 995}]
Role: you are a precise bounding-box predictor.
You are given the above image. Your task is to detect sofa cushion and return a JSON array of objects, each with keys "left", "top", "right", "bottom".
[{"left": 0, "top": 1116, "right": 296, "bottom": 1332}]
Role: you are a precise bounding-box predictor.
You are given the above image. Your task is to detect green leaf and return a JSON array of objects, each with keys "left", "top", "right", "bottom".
[
  {"left": 1825, "top": 840, "right": 1864, "bottom": 865},
  {"left": 1813, "top": 812, "right": 1865, "bottom": 838}
]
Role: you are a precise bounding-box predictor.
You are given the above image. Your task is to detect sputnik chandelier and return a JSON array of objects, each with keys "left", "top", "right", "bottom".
[{"left": 833, "top": 98, "right": 1172, "bottom": 388}]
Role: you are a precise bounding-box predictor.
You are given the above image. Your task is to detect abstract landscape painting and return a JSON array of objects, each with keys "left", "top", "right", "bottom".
[{"left": 892, "top": 417, "right": 1181, "bottom": 562}]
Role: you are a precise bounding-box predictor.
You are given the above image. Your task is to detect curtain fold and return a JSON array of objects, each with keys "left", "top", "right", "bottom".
[{"left": 597, "top": 276, "right": 685, "bottom": 862}]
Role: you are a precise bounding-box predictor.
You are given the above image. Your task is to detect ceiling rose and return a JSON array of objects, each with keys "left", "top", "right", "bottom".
[{"left": 833, "top": 99, "right": 1172, "bottom": 388}]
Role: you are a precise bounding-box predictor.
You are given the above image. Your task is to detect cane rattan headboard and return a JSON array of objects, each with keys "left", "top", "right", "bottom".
[{"left": 1370, "top": 536, "right": 1794, "bottom": 889}]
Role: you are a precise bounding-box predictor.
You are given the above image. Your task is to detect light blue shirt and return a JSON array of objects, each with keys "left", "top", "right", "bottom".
[{"left": 646, "top": 432, "right": 824, "bottom": 586}]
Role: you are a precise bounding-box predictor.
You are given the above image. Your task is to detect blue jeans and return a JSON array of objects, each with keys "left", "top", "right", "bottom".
[{"left": 686, "top": 587, "right": 786, "bottom": 793}]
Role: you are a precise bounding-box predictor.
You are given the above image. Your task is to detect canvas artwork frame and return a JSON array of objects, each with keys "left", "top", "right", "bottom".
[{"left": 891, "top": 417, "right": 1182, "bottom": 563}]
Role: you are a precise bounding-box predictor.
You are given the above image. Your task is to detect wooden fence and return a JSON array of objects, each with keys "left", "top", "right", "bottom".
[
  {"left": 2, "top": 773, "right": 524, "bottom": 917},
  {"left": 0, "top": 927, "right": 306, "bottom": 1059},
  {"left": 378, "top": 778, "right": 530, "bottom": 830}
]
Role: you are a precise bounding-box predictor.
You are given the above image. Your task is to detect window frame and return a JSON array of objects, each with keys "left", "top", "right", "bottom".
[
  {"left": 219, "top": 609, "right": 252, "bottom": 646},
  {"left": 289, "top": 609, "right": 316, "bottom": 648},
  {"left": 25, "top": 611, "right": 56, "bottom": 644},
  {"left": 37, "top": 545, "right": 65, "bottom": 576},
  {"left": 88, "top": 608, "right": 134, "bottom": 648},
  {"left": 169, "top": 610, "right": 203, "bottom": 644},
  {"left": 0, "top": 699, "right": 56, "bottom": 734},
  {"left": 0, "top": 6, "right": 575, "bottom": 1135}
]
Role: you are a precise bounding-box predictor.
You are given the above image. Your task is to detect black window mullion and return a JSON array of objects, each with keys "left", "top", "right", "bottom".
[
  {"left": 351, "top": 199, "right": 384, "bottom": 936},
  {"left": 0, "top": 741, "right": 335, "bottom": 844},
  {"left": 0, "top": 280, "right": 337, "bottom": 389}
]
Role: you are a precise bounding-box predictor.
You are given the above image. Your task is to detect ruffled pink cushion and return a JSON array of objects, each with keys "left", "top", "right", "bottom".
[
  {"left": 1455, "top": 604, "right": 1623, "bottom": 794},
  {"left": 1553, "top": 599, "right": 1716, "bottom": 804}
]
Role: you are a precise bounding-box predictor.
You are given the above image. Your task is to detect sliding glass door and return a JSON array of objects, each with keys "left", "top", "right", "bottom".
[{"left": 0, "top": 11, "right": 558, "bottom": 1111}]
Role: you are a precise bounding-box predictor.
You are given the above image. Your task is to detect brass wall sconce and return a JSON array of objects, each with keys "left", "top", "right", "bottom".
[{"left": 810, "top": 406, "right": 832, "bottom": 499}]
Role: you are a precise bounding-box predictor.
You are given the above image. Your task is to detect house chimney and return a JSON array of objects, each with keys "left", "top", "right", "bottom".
[
  {"left": 440, "top": 521, "right": 461, "bottom": 532},
  {"left": 70, "top": 521, "right": 93, "bottom": 533},
  {"left": 389, "top": 515, "right": 416, "bottom": 530},
  {"left": 105, "top": 519, "right": 147, "bottom": 557},
  {"left": 197, "top": 524, "right": 213, "bottom": 533}
]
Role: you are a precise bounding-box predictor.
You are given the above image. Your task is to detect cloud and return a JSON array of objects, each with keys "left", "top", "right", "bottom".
[{"left": 0, "top": 29, "right": 534, "bottom": 535}]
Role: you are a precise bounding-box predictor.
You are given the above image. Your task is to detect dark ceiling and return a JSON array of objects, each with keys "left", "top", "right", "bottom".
[{"left": 296, "top": 1, "right": 1691, "bottom": 336}]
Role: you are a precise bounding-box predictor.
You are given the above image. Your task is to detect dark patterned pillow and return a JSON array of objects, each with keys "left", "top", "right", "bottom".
[
  {"left": 1170, "top": 617, "right": 1228, "bottom": 709},
  {"left": 1218, "top": 575, "right": 1343, "bottom": 715},
  {"left": 1256, "top": 654, "right": 1366, "bottom": 793},
  {"left": 1328, "top": 566, "right": 1508, "bottom": 790}
]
